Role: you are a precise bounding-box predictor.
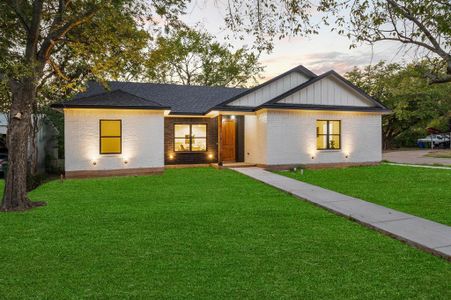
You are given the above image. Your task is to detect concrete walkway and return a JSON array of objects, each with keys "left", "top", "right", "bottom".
[
  {"left": 385, "top": 162, "right": 451, "bottom": 170},
  {"left": 232, "top": 167, "right": 451, "bottom": 260},
  {"left": 383, "top": 150, "right": 451, "bottom": 166}
]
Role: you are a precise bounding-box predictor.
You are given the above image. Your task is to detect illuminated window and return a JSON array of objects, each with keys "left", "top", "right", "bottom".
[
  {"left": 100, "top": 120, "right": 122, "bottom": 154},
  {"left": 316, "top": 120, "right": 341, "bottom": 150},
  {"left": 174, "top": 124, "right": 207, "bottom": 152}
]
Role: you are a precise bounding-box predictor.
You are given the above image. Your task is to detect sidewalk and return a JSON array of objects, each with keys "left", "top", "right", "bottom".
[
  {"left": 383, "top": 150, "right": 451, "bottom": 166},
  {"left": 385, "top": 162, "right": 451, "bottom": 170},
  {"left": 232, "top": 167, "right": 451, "bottom": 260}
]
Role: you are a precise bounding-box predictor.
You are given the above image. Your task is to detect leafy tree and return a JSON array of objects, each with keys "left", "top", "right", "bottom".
[
  {"left": 145, "top": 26, "right": 263, "bottom": 87},
  {"left": 0, "top": 0, "right": 187, "bottom": 211},
  {"left": 224, "top": 0, "right": 451, "bottom": 83},
  {"left": 345, "top": 60, "right": 451, "bottom": 148}
]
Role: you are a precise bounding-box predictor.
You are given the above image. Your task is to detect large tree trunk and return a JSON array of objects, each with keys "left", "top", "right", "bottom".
[
  {"left": 1, "top": 0, "right": 45, "bottom": 211},
  {"left": 29, "top": 112, "right": 39, "bottom": 177},
  {"left": 0, "top": 78, "right": 45, "bottom": 211}
]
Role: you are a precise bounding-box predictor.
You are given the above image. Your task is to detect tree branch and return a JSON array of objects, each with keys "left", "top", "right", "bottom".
[
  {"left": 386, "top": 0, "right": 447, "bottom": 58},
  {"left": 48, "top": 58, "right": 70, "bottom": 81},
  {"left": 25, "top": 0, "right": 43, "bottom": 64},
  {"left": 38, "top": 7, "right": 99, "bottom": 62},
  {"left": 5, "top": 0, "right": 31, "bottom": 34}
]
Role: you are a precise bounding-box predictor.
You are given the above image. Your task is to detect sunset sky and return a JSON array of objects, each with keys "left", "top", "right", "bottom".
[{"left": 181, "top": 1, "right": 421, "bottom": 82}]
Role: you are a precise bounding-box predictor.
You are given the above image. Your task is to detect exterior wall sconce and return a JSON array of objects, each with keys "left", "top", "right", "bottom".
[
  {"left": 208, "top": 154, "right": 213, "bottom": 159},
  {"left": 345, "top": 154, "right": 349, "bottom": 159},
  {"left": 230, "top": 115, "right": 236, "bottom": 120},
  {"left": 124, "top": 159, "right": 128, "bottom": 164},
  {"left": 169, "top": 154, "right": 174, "bottom": 160},
  {"left": 92, "top": 160, "right": 97, "bottom": 166},
  {"left": 311, "top": 156, "right": 315, "bottom": 160}
]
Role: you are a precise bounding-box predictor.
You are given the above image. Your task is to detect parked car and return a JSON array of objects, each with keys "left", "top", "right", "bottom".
[{"left": 417, "top": 134, "right": 450, "bottom": 148}]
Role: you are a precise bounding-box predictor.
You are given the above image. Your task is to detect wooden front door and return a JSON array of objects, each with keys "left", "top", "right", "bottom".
[{"left": 221, "top": 118, "right": 236, "bottom": 162}]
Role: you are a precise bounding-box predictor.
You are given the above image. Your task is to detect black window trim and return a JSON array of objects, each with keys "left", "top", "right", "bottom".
[
  {"left": 316, "top": 120, "right": 341, "bottom": 150},
  {"left": 99, "top": 119, "right": 122, "bottom": 155},
  {"left": 173, "top": 123, "right": 208, "bottom": 153}
]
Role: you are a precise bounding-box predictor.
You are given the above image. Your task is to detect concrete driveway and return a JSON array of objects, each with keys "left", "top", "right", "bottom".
[{"left": 383, "top": 150, "right": 451, "bottom": 166}]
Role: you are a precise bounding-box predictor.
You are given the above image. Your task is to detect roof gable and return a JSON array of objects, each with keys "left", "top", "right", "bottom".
[
  {"left": 264, "top": 71, "right": 387, "bottom": 109},
  {"left": 218, "top": 65, "right": 316, "bottom": 108}
]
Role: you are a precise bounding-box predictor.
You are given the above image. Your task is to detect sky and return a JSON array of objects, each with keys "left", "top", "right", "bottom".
[{"left": 180, "top": 0, "right": 420, "bottom": 82}]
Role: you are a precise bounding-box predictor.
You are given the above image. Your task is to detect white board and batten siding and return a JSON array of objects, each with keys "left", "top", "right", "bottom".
[
  {"left": 64, "top": 109, "right": 164, "bottom": 172},
  {"left": 278, "top": 75, "right": 374, "bottom": 107},
  {"left": 228, "top": 72, "right": 310, "bottom": 107}
]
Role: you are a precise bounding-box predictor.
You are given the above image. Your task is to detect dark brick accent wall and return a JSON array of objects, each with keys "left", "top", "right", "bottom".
[
  {"left": 236, "top": 116, "right": 245, "bottom": 162},
  {"left": 164, "top": 117, "right": 218, "bottom": 165}
]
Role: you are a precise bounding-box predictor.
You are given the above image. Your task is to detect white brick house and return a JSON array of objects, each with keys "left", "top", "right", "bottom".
[{"left": 52, "top": 65, "right": 390, "bottom": 178}]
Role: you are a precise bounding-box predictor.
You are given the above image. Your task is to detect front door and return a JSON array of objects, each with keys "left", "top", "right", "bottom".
[{"left": 221, "top": 118, "right": 236, "bottom": 162}]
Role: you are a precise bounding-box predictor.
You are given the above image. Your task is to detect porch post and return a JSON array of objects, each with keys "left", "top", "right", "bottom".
[{"left": 218, "top": 114, "right": 222, "bottom": 165}]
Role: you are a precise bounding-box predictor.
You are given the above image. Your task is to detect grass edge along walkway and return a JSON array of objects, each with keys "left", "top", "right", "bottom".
[{"left": 233, "top": 167, "right": 451, "bottom": 261}]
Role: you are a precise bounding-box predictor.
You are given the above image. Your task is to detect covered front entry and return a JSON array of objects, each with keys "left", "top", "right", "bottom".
[
  {"left": 221, "top": 118, "right": 236, "bottom": 161},
  {"left": 219, "top": 115, "right": 244, "bottom": 164}
]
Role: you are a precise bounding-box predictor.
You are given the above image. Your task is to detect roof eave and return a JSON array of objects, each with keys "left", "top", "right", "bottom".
[
  {"left": 214, "top": 106, "right": 255, "bottom": 112},
  {"left": 50, "top": 104, "right": 170, "bottom": 110},
  {"left": 168, "top": 111, "right": 207, "bottom": 116},
  {"left": 258, "top": 103, "right": 392, "bottom": 113}
]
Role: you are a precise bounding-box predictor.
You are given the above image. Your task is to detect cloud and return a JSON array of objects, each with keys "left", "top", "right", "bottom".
[
  {"left": 260, "top": 48, "right": 399, "bottom": 81},
  {"left": 301, "top": 51, "right": 375, "bottom": 74}
]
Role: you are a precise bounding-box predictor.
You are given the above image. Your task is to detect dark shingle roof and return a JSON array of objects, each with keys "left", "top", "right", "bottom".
[
  {"left": 63, "top": 81, "right": 248, "bottom": 114},
  {"left": 51, "top": 65, "right": 390, "bottom": 114},
  {"left": 52, "top": 89, "right": 169, "bottom": 110}
]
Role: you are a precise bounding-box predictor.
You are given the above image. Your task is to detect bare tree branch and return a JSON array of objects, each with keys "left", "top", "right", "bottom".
[{"left": 386, "top": 0, "right": 448, "bottom": 58}]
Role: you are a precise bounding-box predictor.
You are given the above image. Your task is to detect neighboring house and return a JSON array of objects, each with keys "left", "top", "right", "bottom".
[
  {"left": 51, "top": 65, "right": 390, "bottom": 178},
  {"left": 0, "top": 113, "right": 7, "bottom": 152},
  {"left": 0, "top": 113, "right": 59, "bottom": 172}
]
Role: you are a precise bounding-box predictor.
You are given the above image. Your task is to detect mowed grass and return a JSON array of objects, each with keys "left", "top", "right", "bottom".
[
  {"left": 0, "top": 168, "right": 450, "bottom": 299},
  {"left": 277, "top": 164, "right": 451, "bottom": 226}
]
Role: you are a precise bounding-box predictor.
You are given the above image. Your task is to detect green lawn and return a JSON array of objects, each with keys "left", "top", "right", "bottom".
[
  {"left": 277, "top": 164, "right": 451, "bottom": 226},
  {"left": 0, "top": 168, "right": 450, "bottom": 299}
]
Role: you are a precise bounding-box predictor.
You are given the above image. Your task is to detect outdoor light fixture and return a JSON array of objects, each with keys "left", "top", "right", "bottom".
[
  {"left": 311, "top": 156, "right": 315, "bottom": 160},
  {"left": 92, "top": 160, "right": 97, "bottom": 166},
  {"left": 345, "top": 154, "right": 349, "bottom": 159},
  {"left": 208, "top": 154, "right": 213, "bottom": 159},
  {"left": 124, "top": 159, "right": 128, "bottom": 164},
  {"left": 230, "top": 115, "right": 236, "bottom": 120},
  {"left": 169, "top": 154, "right": 174, "bottom": 159}
]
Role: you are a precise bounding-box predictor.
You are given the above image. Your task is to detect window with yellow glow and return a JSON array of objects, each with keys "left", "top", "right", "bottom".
[
  {"left": 100, "top": 120, "right": 122, "bottom": 154},
  {"left": 316, "top": 120, "right": 341, "bottom": 150},
  {"left": 174, "top": 124, "right": 207, "bottom": 152}
]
